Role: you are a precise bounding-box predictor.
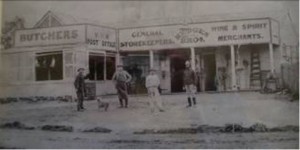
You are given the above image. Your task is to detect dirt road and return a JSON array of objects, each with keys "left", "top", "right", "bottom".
[
  {"left": 0, "top": 92, "right": 298, "bottom": 148},
  {"left": 0, "top": 129, "right": 298, "bottom": 149}
]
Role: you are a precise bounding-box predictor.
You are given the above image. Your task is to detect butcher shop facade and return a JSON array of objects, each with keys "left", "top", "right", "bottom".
[{"left": 1, "top": 12, "right": 118, "bottom": 97}]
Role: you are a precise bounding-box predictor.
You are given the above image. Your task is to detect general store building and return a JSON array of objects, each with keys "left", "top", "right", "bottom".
[{"left": 118, "top": 18, "right": 281, "bottom": 93}]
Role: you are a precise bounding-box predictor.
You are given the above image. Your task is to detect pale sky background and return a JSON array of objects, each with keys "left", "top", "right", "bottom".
[{"left": 2, "top": 1, "right": 299, "bottom": 28}]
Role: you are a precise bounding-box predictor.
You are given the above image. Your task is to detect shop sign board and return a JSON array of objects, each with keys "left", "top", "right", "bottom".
[
  {"left": 15, "top": 25, "right": 86, "bottom": 47},
  {"left": 270, "top": 19, "right": 280, "bottom": 45},
  {"left": 86, "top": 25, "right": 117, "bottom": 51},
  {"left": 119, "top": 18, "right": 278, "bottom": 51}
]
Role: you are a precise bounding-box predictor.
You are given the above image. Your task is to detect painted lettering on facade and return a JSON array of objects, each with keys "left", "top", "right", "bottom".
[
  {"left": 15, "top": 25, "right": 85, "bottom": 47},
  {"left": 19, "top": 30, "right": 78, "bottom": 42},
  {"left": 86, "top": 25, "right": 117, "bottom": 51},
  {"left": 119, "top": 18, "right": 278, "bottom": 51},
  {"left": 131, "top": 31, "right": 163, "bottom": 38},
  {"left": 174, "top": 27, "right": 209, "bottom": 44},
  {"left": 211, "top": 22, "right": 268, "bottom": 42}
]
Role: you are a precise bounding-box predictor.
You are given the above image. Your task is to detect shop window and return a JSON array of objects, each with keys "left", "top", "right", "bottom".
[
  {"left": 35, "top": 51, "right": 63, "bottom": 81},
  {"left": 106, "top": 56, "right": 116, "bottom": 80},
  {"left": 89, "top": 53, "right": 104, "bottom": 81}
]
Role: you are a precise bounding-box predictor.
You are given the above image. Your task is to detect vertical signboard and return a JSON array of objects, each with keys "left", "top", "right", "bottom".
[
  {"left": 271, "top": 19, "right": 280, "bottom": 45},
  {"left": 86, "top": 25, "right": 117, "bottom": 51}
]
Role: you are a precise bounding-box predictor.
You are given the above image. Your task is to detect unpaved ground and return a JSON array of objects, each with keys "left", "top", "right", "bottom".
[
  {"left": 0, "top": 129, "right": 298, "bottom": 149},
  {"left": 0, "top": 92, "right": 298, "bottom": 148}
]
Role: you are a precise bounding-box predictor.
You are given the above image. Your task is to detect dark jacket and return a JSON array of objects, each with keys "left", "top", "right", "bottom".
[
  {"left": 183, "top": 68, "right": 196, "bottom": 85},
  {"left": 74, "top": 73, "right": 89, "bottom": 93}
]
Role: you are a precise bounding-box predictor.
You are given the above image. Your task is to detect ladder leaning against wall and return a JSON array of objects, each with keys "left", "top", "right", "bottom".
[{"left": 250, "top": 49, "right": 262, "bottom": 89}]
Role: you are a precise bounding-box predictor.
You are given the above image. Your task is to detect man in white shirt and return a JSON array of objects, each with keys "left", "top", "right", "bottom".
[{"left": 145, "top": 68, "right": 164, "bottom": 113}]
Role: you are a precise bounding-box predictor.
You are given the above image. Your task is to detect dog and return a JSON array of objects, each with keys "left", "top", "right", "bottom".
[{"left": 97, "top": 97, "right": 109, "bottom": 111}]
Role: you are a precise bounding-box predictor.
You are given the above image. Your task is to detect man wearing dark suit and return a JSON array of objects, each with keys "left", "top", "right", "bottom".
[{"left": 74, "top": 68, "right": 89, "bottom": 111}]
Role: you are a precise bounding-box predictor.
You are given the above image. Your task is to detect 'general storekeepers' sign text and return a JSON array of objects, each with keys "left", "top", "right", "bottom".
[{"left": 119, "top": 18, "right": 279, "bottom": 51}]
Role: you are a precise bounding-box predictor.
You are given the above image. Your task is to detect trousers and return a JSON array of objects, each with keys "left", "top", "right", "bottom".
[
  {"left": 185, "top": 84, "right": 196, "bottom": 97},
  {"left": 76, "top": 91, "right": 84, "bottom": 110},
  {"left": 116, "top": 81, "right": 128, "bottom": 107},
  {"left": 147, "top": 87, "right": 163, "bottom": 112}
]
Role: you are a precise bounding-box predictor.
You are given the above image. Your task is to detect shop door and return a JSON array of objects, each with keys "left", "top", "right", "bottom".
[
  {"left": 170, "top": 55, "right": 187, "bottom": 92},
  {"left": 203, "top": 54, "right": 217, "bottom": 91},
  {"left": 123, "top": 56, "right": 149, "bottom": 94}
]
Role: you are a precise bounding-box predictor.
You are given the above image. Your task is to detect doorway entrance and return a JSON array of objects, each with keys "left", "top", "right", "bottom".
[
  {"left": 170, "top": 50, "right": 190, "bottom": 92},
  {"left": 122, "top": 55, "right": 149, "bottom": 94},
  {"left": 203, "top": 54, "right": 217, "bottom": 91}
]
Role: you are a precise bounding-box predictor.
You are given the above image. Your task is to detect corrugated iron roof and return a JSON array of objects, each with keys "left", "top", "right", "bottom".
[
  {"left": 111, "top": 10, "right": 285, "bottom": 29},
  {"left": 34, "top": 9, "right": 286, "bottom": 29}
]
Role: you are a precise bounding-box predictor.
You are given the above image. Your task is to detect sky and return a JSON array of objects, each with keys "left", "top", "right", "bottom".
[{"left": 2, "top": 1, "right": 299, "bottom": 28}]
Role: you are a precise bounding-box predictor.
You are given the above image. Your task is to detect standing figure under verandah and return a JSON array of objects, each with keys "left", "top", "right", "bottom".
[{"left": 112, "top": 64, "right": 132, "bottom": 108}]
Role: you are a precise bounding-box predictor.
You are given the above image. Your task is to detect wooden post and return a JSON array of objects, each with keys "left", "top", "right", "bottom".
[
  {"left": 191, "top": 47, "right": 196, "bottom": 70},
  {"left": 269, "top": 43, "right": 275, "bottom": 73},
  {"left": 149, "top": 50, "right": 154, "bottom": 68},
  {"left": 230, "top": 45, "right": 237, "bottom": 91}
]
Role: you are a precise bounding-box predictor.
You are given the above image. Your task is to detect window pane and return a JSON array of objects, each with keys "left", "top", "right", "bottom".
[
  {"left": 35, "top": 51, "right": 63, "bottom": 81},
  {"left": 96, "top": 56, "right": 104, "bottom": 80},
  {"left": 88, "top": 54, "right": 104, "bottom": 81},
  {"left": 89, "top": 56, "right": 96, "bottom": 80},
  {"left": 106, "top": 56, "right": 115, "bottom": 80}
]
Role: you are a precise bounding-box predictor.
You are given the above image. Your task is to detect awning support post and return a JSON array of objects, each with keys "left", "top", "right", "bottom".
[
  {"left": 191, "top": 47, "right": 196, "bottom": 70},
  {"left": 230, "top": 45, "right": 237, "bottom": 91},
  {"left": 269, "top": 43, "right": 275, "bottom": 73},
  {"left": 150, "top": 50, "right": 154, "bottom": 68}
]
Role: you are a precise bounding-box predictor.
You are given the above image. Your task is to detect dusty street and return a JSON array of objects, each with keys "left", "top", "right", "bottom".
[{"left": 0, "top": 92, "right": 298, "bottom": 148}]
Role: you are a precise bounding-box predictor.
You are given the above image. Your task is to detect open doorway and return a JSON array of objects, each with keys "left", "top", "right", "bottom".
[
  {"left": 170, "top": 49, "right": 190, "bottom": 93},
  {"left": 203, "top": 54, "right": 217, "bottom": 91},
  {"left": 122, "top": 54, "right": 149, "bottom": 94}
]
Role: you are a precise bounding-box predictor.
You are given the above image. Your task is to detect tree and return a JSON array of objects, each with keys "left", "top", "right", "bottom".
[{"left": 1, "top": 16, "right": 25, "bottom": 49}]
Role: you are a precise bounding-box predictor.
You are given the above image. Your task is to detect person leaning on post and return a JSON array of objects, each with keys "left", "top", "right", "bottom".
[
  {"left": 74, "top": 68, "right": 90, "bottom": 112},
  {"left": 183, "top": 60, "right": 197, "bottom": 108},
  {"left": 112, "top": 64, "right": 132, "bottom": 108}
]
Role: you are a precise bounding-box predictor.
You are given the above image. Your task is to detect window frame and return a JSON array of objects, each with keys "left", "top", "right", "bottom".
[
  {"left": 105, "top": 53, "right": 116, "bottom": 81},
  {"left": 88, "top": 52, "right": 105, "bottom": 81},
  {"left": 35, "top": 51, "right": 64, "bottom": 82},
  {"left": 88, "top": 51, "right": 116, "bottom": 82}
]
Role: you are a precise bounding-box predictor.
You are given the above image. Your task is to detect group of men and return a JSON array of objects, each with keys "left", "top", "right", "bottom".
[{"left": 74, "top": 60, "right": 198, "bottom": 112}]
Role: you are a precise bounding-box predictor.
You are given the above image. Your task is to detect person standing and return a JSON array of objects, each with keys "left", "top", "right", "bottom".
[
  {"left": 183, "top": 61, "right": 197, "bottom": 107},
  {"left": 112, "top": 65, "right": 132, "bottom": 108},
  {"left": 146, "top": 68, "right": 164, "bottom": 113},
  {"left": 74, "top": 68, "right": 89, "bottom": 112}
]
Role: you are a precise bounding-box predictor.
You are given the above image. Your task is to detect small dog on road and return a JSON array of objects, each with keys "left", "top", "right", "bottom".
[{"left": 97, "top": 97, "right": 109, "bottom": 111}]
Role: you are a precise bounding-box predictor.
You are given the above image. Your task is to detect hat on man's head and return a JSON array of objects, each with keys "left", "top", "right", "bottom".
[
  {"left": 77, "top": 68, "right": 85, "bottom": 72},
  {"left": 185, "top": 61, "right": 191, "bottom": 65}
]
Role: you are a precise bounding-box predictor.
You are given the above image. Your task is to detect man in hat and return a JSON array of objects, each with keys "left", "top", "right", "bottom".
[
  {"left": 183, "top": 60, "right": 197, "bottom": 107},
  {"left": 146, "top": 68, "right": 164, "bottom": 113},
  {"left": 74, "top": 68, "right": 89, "bottom": 111},
  {"left": 112, "top": 64, "right": 132, "bottom": 108}
]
